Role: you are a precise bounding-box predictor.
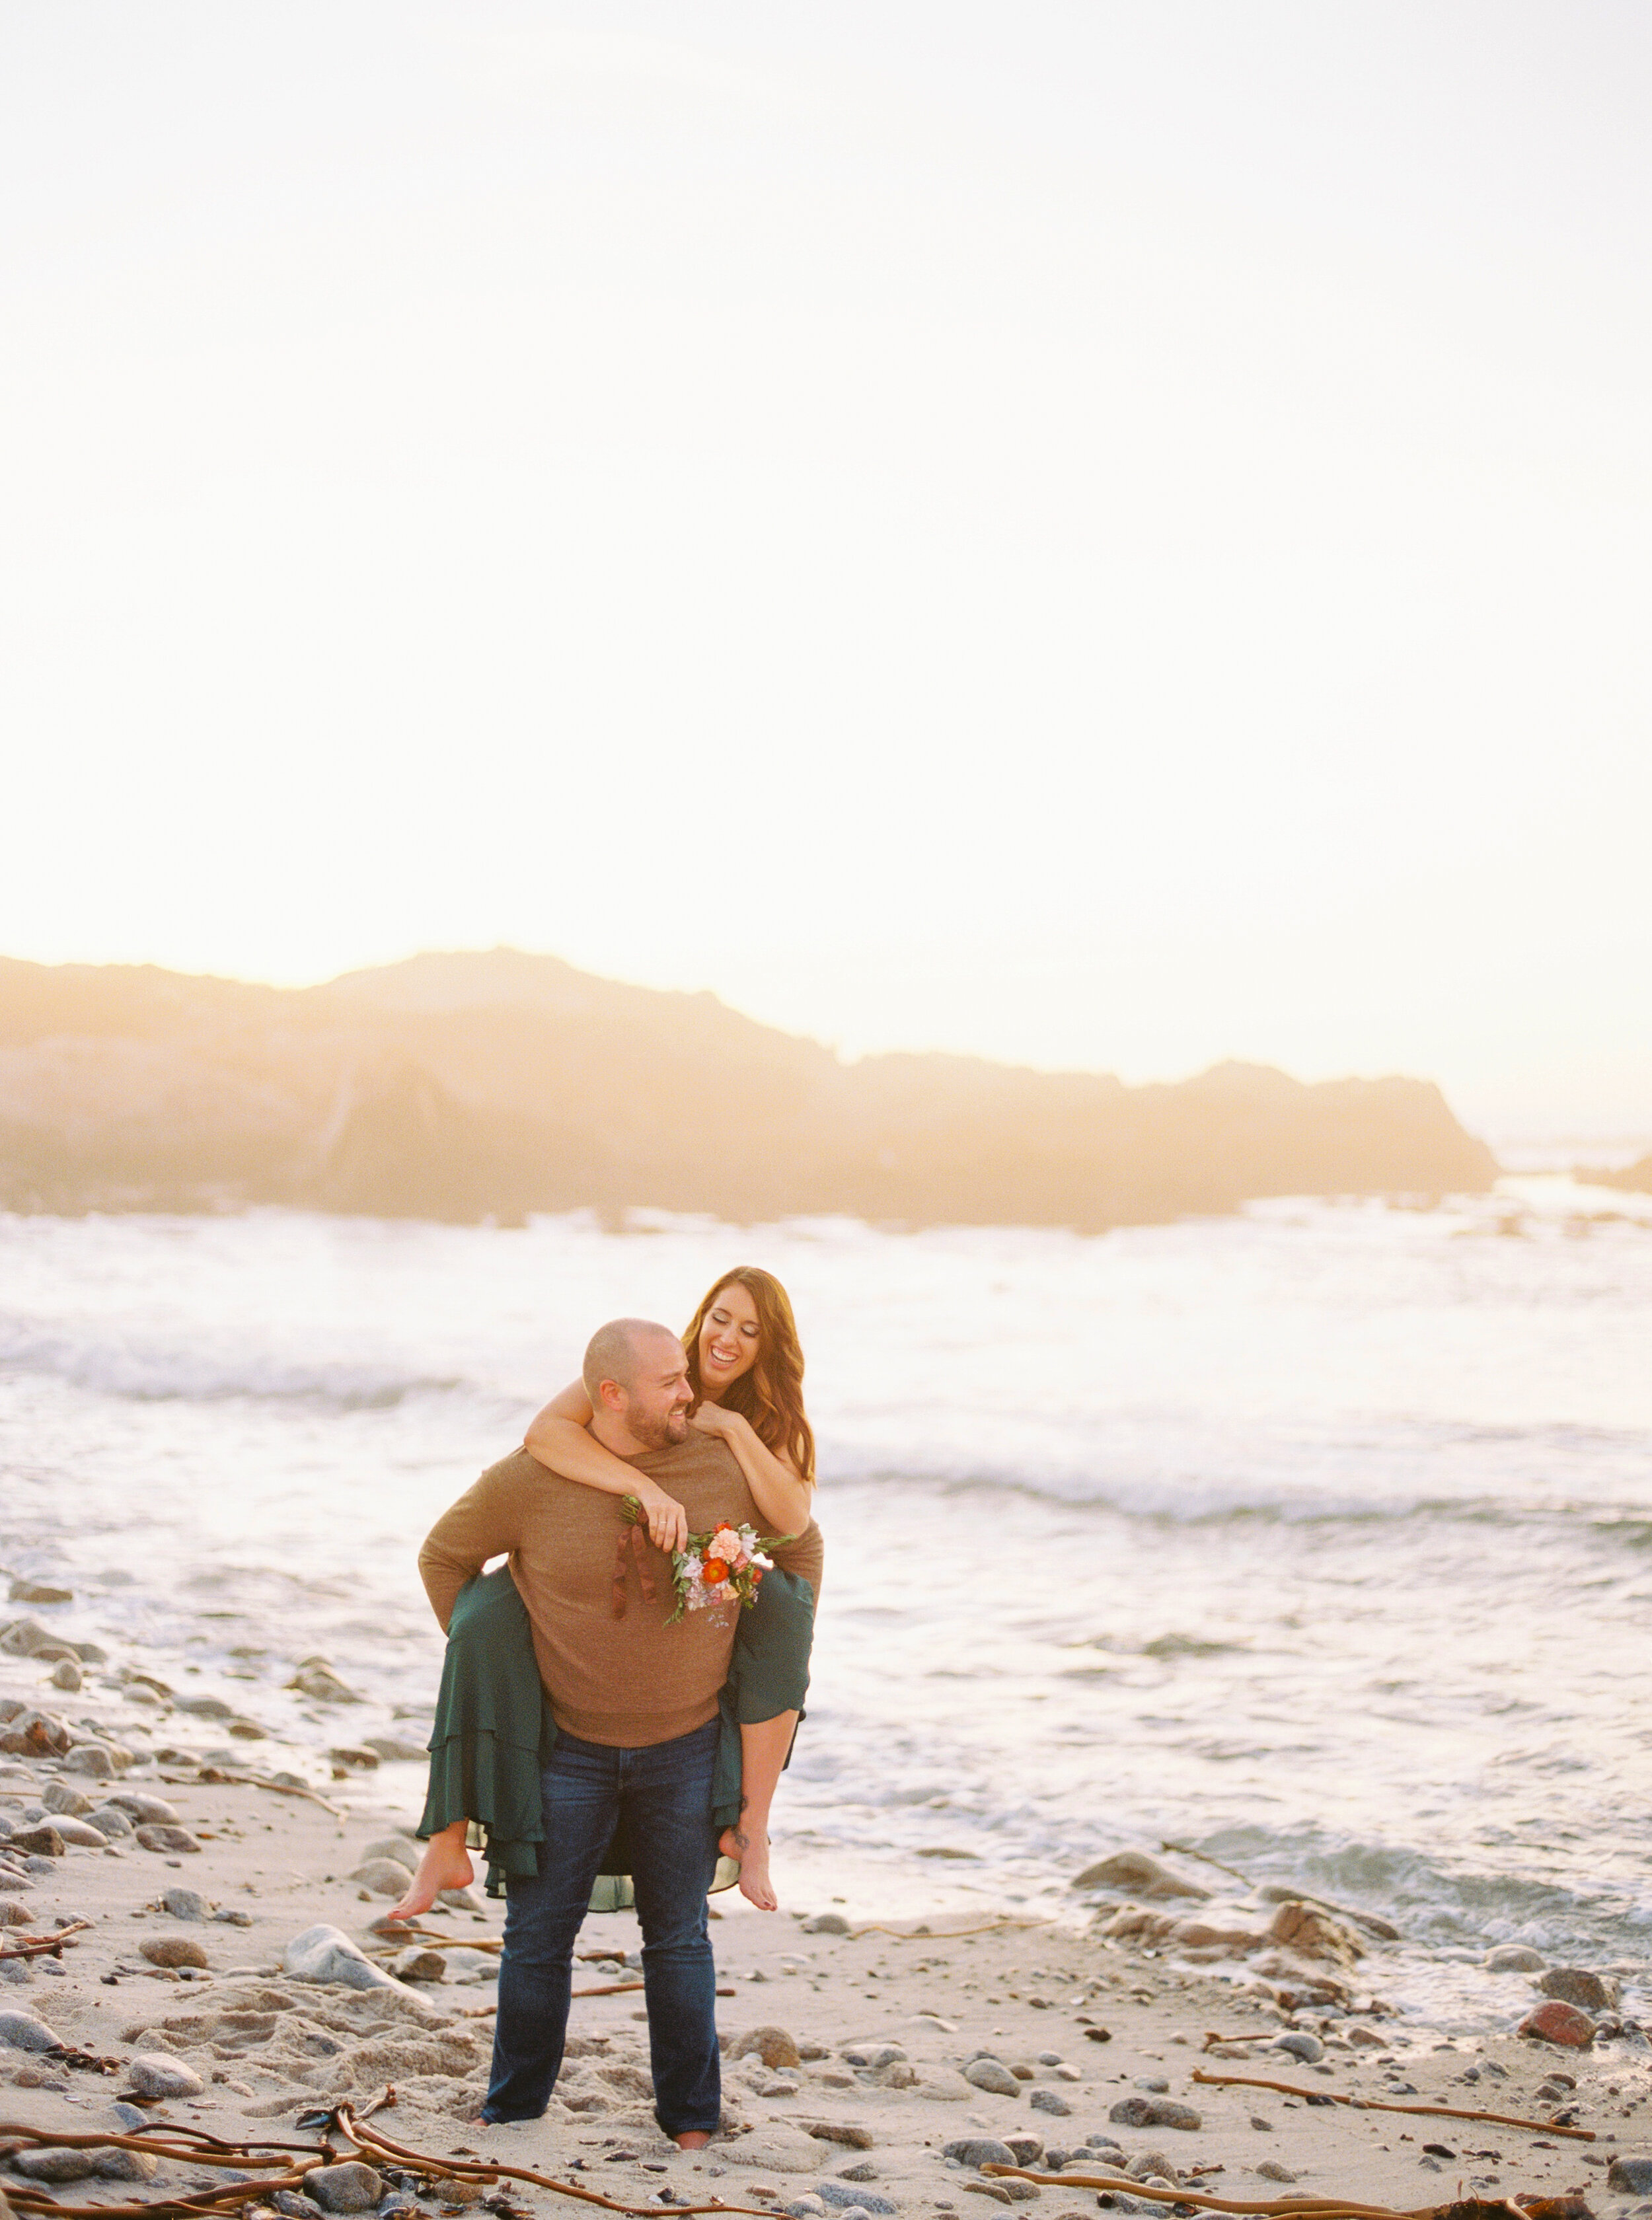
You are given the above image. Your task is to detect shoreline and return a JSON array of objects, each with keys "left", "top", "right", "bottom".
[{"left": 5, "top": 1642, "right": 1649, "bottom": 2216}]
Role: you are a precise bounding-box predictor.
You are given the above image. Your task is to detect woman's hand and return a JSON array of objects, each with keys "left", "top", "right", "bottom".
[
  {"left": 632, "top": 1481, "right": 689, "bottom": 1555},
  {"left": 689, "top": 1401, "right": 740, "bottom": 1441}
]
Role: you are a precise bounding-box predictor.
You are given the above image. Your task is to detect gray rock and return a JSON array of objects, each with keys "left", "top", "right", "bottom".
[
  {"left": 87, "top": 1804, "right": 135, "bottom": 1839},
  {"left": 786, "top": 2201, "right": 828, "bottom": 2219},
  {"left": 1109, "top": 2098, "right": 1158, "bottom": 2129},
  {"left": 1607, "top": 2158, "right": 1652, "bottom": 2195},
  {"left": 52, "top": 1816, "right": 112, "bottom": 1849},
  {"left": 9, "top": 1825, "right": 64, "bottom": 1857},
  {"left": 1070, "top": 1851, "right": 1209, "bottom": 1900},
  {"left": 391, "top": 1947, "right": 448, "bottom": 1983},
  {"left": 944, "top": 2141, "right": 1019, "bottom": 2170},
  {"left": 13, "top": 2148, "right": 100, "bottom": 2181},
  {"left": 128, "top": 2052, "right": 206, "bottom": 2098},
  {"left": 1133, "top": 2077, "right": 1170, "bottom": 2093},
  {"left": 837, "top": 2164, "right": 878, "bottom": 2184},
  {"left": 811, "top": 2185, "right": 894, "bottom": 2213},
  {"left": 305, "top": 2163, "right": 385, "bottom": 2214},
  {"left": 61, "top": 1743, "right": 116, "bottom": 1777},
  {"left": 287, "top": 1662, "right": 357, "bottom": 1703},
  {"left": 1030, "top": 2089, "right": 1070, "bottom": 2117},
  {"left": 1256, "top": 2161, "right": 1297, "bottom": 2185},
  {"left": 0, "top": 2009, "right": 63, "bottom": 2051},
  {"left": 841, "top": 2042, "right": 905, "bottom": 2068},
  {"left": 1540, "top": 1968, "right": 1619, "bottom": 2013},
  {"left": 363, "top": 1738, "right": 430, "bottom": 1763},
  {"left": 1125, "top": 2154, "right": 1180, "bottom": 2188},
  {"left": 801, "top": 1912, "right": 852, "bottom": 1936},
  {"left": 213, "top": 1906, "right": 254, "bottom": 1926},
  {"left": 163, "top": 1887, "right": 211, "bottom": 1920},
  {"left": 173, "top": 1695, "right": 235, "bottom": 1719},
  {"left": 351, "top": 1858, "right": 415, "bottom": 1897},
  {"left": 50, "top": 1659, "right": 83, "bottom": 1691},
  {"left": 283, "top": 1922, "right": 406, "bottom": 1992},
  {"left": 109, "top": 1793, "right": 181, "bottom": 1824},
  {"left": 359, "top": 1837, "right": 419, "bottom": 1873},
  {"left": 96, "top": 2147, "right": 160, "bottom": 2180},
  {"left": 1483, "top": 1944, "right": 1546, "bottom": 1973},
  {"left": 135, "top": 1823, "right": 202, "bottom": 1855},
  {"left": 41, "top": 1783, "right": 94, "bottom": 1818},
  {"left": 1108, "top": 2097, "right": 1201, "bottom": 2132},
  {"left": 1002, "top": 2137, "right": 1043, "bottom": 2168},
  {"left": 1271, "top": 2032, "right": 1324, "bottom": 2063},
  {"left": 273, "top": 2195, "right": 327, "bottom": 2219},
  {"left": 964, "top": 2057, "right": 1023, "bottom": 2097},
  {"left": 112, "top": 2102, "right": 149, "bottom": 2131}
]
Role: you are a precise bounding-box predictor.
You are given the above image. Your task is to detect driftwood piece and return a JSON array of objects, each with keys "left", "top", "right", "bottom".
[
  {"left": 983, "top": 2166, "right": 1591, "bottom": 2220},
  {"left": 1191, "top": 2067, "right": 1596, "bottom": 2140},
  {"left": 0, "top": 1918, "right": 89, "bottom": 1962}
]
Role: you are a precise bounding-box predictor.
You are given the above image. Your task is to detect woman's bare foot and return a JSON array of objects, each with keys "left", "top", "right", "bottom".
[
  {"left": 720, "top": 1823, "right": 776, "bottom": 1911},
  {"left": 674, "top": 2132, "right": 711, "bottom": 2149},
  {"left": 387, "top": 1825, "right": 474, "bottom": 1923}
]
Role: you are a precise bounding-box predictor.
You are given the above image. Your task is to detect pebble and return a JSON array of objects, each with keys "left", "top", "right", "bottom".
[
  {"left": 1029, "top": 2090, "right": 1070, "bottom": 2117},
  {"left": 1271, "top": 2032, "right": 1324, "bottom": 2063},
  {"left": 40, "top": 1783, "right": 93, "bottom": 1818},
  {"left": 1519, "top": 2000, "right": 1595, "bottom": 2048},
  {"left": 802, "top": 1913, "right": 852, "bottom": 1936},
  {"left": 964, "top": 2058, "right": 1023, "bottom": 2098},
  {"left": 350, "top": 1858, "right": 416, "bottom": 1896},
  {"left": 944, "top": 2141, "right": 1018, "bottom": 2170},
  {"left": 128, "top": 2052, "right": 207, "bottom": 2098},
  {"left": 837, "top": 2164, "right": 878, "bottom": 2184},
  {"left": 112, "top": 2102, "right": 149, "bottom": 2131},
  {"left": 10, "top": 1581, "right": 73, "bottom": 1606},
  {"left": 95, "top": 2148, "right": 161, "bottom": 2181},
  {"left": 162, "top": 1887, "right": 211, "bottom": 1920},
  {"left": 734, "top": 2026, "right": 804, "bottom": 2069},
  {"left": 786, "top": 2200, "right": 827, "bottom": 2218},
  {"left": 272, "top": 2194, "right": 327, "bottom": 2220},
  {"left": 1607, "top": 2159, "right": 1652, "bottom": 2196},
  {"left": 0, "top": 2009, "right": 64, "bottom": 2051},
  {"left": 52, "top": 1816, "right": 113, "bottom": 1849},
  {"left": 50, "top": 1660, "right": 83, "bottom": 1691},
  {"left": 842, "top": 2043, "right": 905, "bottom": 2069},
  {"left": 9, "top": 1825, "right": 64, "bottom": 1857},
  {"left": 1070, "top": 1851, "right": 1209, "bottom": 1900},
  {"left": 391, "top": 1946, "right": 448, "bottom": 1983},
  {"left": 359, "top": 1837, "right": 419, "bottom": 1872},
  {"left": 214, "top": 1906, "right": 254, "bottom": 1926},
  {"left": 136, "top": 1823, "right": 202, "bottom": 1855},
  {"left": 1256, "top": 2162, "right": 1297, "bottom": 2184},
  {"left": 173, "top": 1695, "right": 235, "bottom": 1719},
  {"left": 1539, "top": 1968, "right": 1618, "bottom": 2013},
  {"left": 364, "top": 1737, "right": 432, "bottom": 1761},
  {"left": 110, "top": 1794, "right": 181, "bottom": 1824},
  {"left": 86, "top": 1804, "right": 135, "bottom": 1839},
  {"left": 812, "top": 2186, "right": 895, "bottom": 2213},
  {"left": 1249, "top": 2117, "right": 1273, "bottom": 2133},
  {"left": 141, "top": 1936, "right": 210, "bottom": 1970},
  {"left": 12, "top": 2148, "right": 99, "bottom": 2182},
  {"left": 283, "top": 1923, "right": 406, "bottom": 1992},
  {"left": 1132, "top": 2077, "right": 1170, "bottom": 2093},
  {"left": 1483, "top": 1944, "right": 1546, "bottom": 1973},
  {"left": 1108, "top": 2098, "right": 1201, "bottom": 2132},
  {"left": 287, "top": 1662, "right": 358, "bottom": 1703},
  {"left": 305, "top": 2164, "right": 385, "bottom": 2214},
  {"left": 61, "top": 1744, "right": 116, "bottom": 1777}
]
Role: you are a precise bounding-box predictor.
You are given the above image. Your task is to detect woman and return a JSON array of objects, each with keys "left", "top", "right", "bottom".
[{"left": 392, "top": 1267, "right": 818, "bottom": 1921}]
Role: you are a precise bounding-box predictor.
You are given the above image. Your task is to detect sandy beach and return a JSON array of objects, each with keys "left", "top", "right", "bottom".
[{"left": 4, "top": 1650, "right": 1647, "bottom": 2220}]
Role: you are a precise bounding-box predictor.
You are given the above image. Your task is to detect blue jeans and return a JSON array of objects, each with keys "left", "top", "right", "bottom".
[{"left": 482, "top": 1718, "right": 722, "bottom": 2135}]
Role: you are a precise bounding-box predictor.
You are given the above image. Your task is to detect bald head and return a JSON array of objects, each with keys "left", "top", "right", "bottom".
[
  {"left": 583, "top": 1318, "right": 680, "bottom": 1403},
  {"left": 582, "top": 1318, "right": 692, "bottom": 1454}
]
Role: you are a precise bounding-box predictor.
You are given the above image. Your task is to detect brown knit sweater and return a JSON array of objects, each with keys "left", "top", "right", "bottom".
[{"left": 418, "top": 1436, "right": 824, "bottom": 1748}]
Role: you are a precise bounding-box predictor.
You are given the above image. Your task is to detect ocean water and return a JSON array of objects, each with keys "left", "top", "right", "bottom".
[{"left": 3, "top": 1179, "right": 1651, "bottom": 2026}]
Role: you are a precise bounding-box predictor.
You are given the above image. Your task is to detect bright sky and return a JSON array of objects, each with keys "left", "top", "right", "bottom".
[{"left": 3, "top": 3, "right": 1649, "bottom": 1135}]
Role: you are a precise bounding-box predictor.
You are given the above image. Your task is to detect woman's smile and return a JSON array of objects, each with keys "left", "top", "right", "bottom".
[{"left": 698, "top": 1280, "right": 761, "bottom": 1390}]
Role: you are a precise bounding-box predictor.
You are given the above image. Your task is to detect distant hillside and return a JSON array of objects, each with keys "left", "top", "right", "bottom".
[{"left": 0, "top": 949, "right": 1497, "bottom": 1228}]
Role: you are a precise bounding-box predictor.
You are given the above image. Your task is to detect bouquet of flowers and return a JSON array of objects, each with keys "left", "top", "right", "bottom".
[{"left": 621, "top": 1497, "right": 782, "bottom": 1625}]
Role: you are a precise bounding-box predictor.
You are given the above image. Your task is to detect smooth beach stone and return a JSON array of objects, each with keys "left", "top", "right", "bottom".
[
  {"left": 212, "top": 1906, "right": 254, "bottom": 1925},
  {"left": 11, "top": 2147, "right": 98, "bottom": 2181},
  {"left": 805, "top": 2124, "right": 875, "bottom": 2151},
  {"left": 1256, "top": 2161, "right": 1298, "bottom": 2184},
  {"left": 1029, "top": 2089, "right": 1070, "bottom": 2117},
  {"left": 50, "top": 1660, "right": 83, "bottom": 1691},
  {"left": 1484, "top": 1944, "right": 1546, "bottom": 1973},
  {"left": 172, "top": 1695, "right": 235, "bottom": 1719},
  {"left": 944, "top": 2141, "right": 1019, "bottom": 2170},
  {"left": 110, "top": 1793, "right": 180, "bottom": 1824},
  {"left": 359, "top": 1837, "right": 419, "bottom": 1873},
  {"left": 110, "top": 2102, "right": 149, "bottom": 2131},
  {"left": 162, "top": 1886, "right": 211, "bottom": 1919},
  {"left": 129, "top": 2052, "right": 207, "bottom": 2098},
  {"left": 41, "top": 1783, "right": 93, "bottom": 1818},
  {"left": 61, "top": 1744, "right": 116, "bottom": 1777},
  {"left": 841, "top": 2042, "right": 905, "bottom": 2069},
  {"left": 1607, "top": 2157, "right": 1652, "bottom": 2195},
  {"left": 87, "top": 1805, "right": 134, "bottom": 1839},
  {"left": 50, "top": 1816, "right": 112, "bottom": 1849},
  {"left": 272, "top": 2194, "right": 327, "bottom": 2219},
  {"left": 1265, "top": 1900, "right": 1364, "bottom": 1965},
  {"left": 1271, "top": 2032, "right": 1324, "bottom": 2063},
  {"left": 287, "top": 1662, "right": 358, "bottom": 1703},
  {"left": 800, "top": 1912, "right": 852, "bottom": 1935},
  {"left": 964, "top": 2057, "right": 1023, "bottom": 2097},
  {"left": 136, "top": 1822, "right": 202, "bottom": 1854},
  {"left": 1070, "top": 1851, "right": 1209, "bottom": 1901},
  {"left": 1519, "top": 2000, "right": 1595, "bottom": 2048},
  {"left": 283, "top": 1922, "right": 404, "bottom": 1991},
  {"left": 786, "top": 2200, "right": 828, "bottom": 2218},
  {"left": 723, "top": 2128, "right": 826, "bottom": 2174},
  {"left": 350, "top": 1858, "right": 414, "bottom": 1896},
  {"left": 95, "top": 2148, "right": 160, "bottom": 2181},
  {"left": 9, "top": 1581, "right": 73, "bottom": 1606},
  {"left": 734, "top": 2025, "right": 804, "bottom": 2069},
  {"left": 1539, "top": 1968, "right": 1618, "bottom": 2012},
  {"left": 813, "top": 2184, "right": 895, "bottom": 2213},
  {"left": 363, "top": 1738, "right": 430, "bottom": 1763},
  {"left": 0, "top": 1902, "right": 31, "bottom": 1927},
  {"left": 9, "top": 1825, "right": 64, "bottom": 1857},
  {"left": 391, "top": 1946, "right": 447, "bottom": 1983},
  {"left": 305, "top": 2163, "right": 384, "bottom": 2213},
  {"left": 141, "top": 1935, "right": 209, "bottom": 1969},
  {"left": 914, "top": 2071, "right": 974, "bottom": 2102}
]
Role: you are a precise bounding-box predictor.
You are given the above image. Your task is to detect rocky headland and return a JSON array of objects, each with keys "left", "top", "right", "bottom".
[{"left": 0, "top": 951, "right": 1496, "bottom": 1228}]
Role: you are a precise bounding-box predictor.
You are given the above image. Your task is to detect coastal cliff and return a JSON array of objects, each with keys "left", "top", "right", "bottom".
[{"left": 0, "top": 949, "right": 1496, "bottom": 1226}]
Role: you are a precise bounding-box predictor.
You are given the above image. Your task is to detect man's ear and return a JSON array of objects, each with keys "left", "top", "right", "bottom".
[{"left": 596, "top": 1377, "right": 626, "bottom": 1413}]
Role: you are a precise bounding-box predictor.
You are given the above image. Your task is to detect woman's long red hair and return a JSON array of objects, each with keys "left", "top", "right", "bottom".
[{"left": 682, "top": 1267, "right": 816, "bottom": 1487}]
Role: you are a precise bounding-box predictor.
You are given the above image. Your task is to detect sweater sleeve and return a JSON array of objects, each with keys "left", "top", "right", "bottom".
[
  {"left": 769, "top": 1516, "right": 825, "bottom": 1604},
  {"left": 418, "top": 1458, "right": 528, "bottom": 1633}
]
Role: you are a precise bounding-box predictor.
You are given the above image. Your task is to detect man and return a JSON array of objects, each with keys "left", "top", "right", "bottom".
[{"left": 418, "top": 1317, "right": 824, "bottom": 2144}]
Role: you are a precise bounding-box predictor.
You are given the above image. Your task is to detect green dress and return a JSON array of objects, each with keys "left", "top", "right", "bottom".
[{"left": 416, "top": 1559, "right": 815, "bottom": 1902}]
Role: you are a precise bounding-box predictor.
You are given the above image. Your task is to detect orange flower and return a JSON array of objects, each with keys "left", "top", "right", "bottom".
[{"left": 702, "top": 1557, "right": 730, "bottom": 1585}]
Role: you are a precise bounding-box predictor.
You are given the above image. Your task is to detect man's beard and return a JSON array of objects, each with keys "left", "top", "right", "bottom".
[{"left": 630, "top": 1405, "right": 689, "bottom": 1452}]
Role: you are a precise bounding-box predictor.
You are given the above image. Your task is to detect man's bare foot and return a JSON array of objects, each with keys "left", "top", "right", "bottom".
[
  {"left": 388, "top": 1833, "right": 475, "bottom": 1924},
  {"left": 673, "top": 2131, "right": 712, "bottom": 2149},
  {"left": 720, "top": 1823, "right": 776, "bottom": 1912}
]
